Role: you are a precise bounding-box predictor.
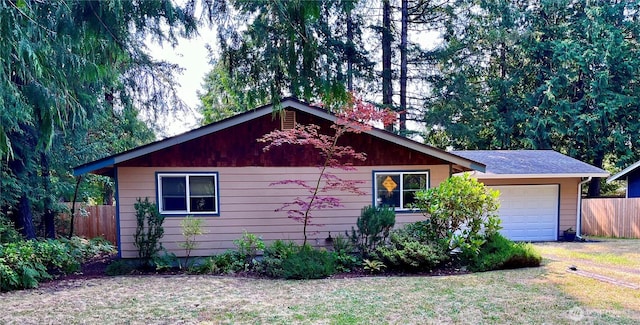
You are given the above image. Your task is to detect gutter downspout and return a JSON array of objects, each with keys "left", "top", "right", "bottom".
[{"left": 576, "top": 177, "right": 592, "bottom": 240}]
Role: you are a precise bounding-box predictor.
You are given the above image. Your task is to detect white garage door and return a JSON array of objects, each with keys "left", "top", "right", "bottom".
[{"left": 491, "top": 185, "right": 559, "bottom": 241}]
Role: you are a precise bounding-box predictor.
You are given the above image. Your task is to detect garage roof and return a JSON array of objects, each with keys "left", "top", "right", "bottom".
[{"left": 452, "top": 150, "right": 609, "bottom": 179}]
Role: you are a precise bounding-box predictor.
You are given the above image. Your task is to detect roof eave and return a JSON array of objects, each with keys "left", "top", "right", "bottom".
[
  {"left": 73, "top": 98, "right": 486, "bottom": 175},
  {"left": 607, "top": 160, "right": 640, "bottom": 183},
  {"left": 463, "top": 171, "right": 610, "bottom": 179}
]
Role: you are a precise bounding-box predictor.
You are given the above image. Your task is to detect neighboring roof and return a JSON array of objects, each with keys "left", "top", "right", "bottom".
[
  {"left": 452, "top": 150, "right": 609, "bottom": 179},
  {"left": 74, "top": 98, "right": 486, "bottom": 176},
  {"left": 607, "top": 160, "right": 640, "bottom": 183}
]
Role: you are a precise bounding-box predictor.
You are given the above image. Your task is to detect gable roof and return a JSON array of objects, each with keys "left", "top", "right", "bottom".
[
  {"left": 607, "top": 160, "right": 640, "bottom": 183},
  {"left": 74, "top": 98, "right": 486, "bottom": 176},
  {"left": 452, "top": 150, "right": 609, "bottom": 179}
]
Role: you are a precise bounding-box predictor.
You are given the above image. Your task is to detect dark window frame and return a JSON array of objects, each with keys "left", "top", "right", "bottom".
[
  {"left": 156, "top": 172, "right": 220, "bottom": 216},
  {"left": 372, "top": 170, "right": 430, "bottom": 211}
]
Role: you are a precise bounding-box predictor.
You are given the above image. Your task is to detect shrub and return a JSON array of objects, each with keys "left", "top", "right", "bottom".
[
  {"left": 56, "top": 236, "right": 116, "bottom": 261},
  {"left": 349, "top": 205, "right": 395, "bottom": 256},
  {"left": 133, "top": 198, "right": 165, "bottom": 268},
  {"left": 234, "top": 231, "right": 265, "bottom": 263},
  {"left": 105, "top": 259, "right": 135, "bottom": 276},
  {"left": 153, "top": 250, "right": 179, "bottom": 271},
  {"left": 375, "top": 230, "right": 448, "bottom": 273},
  {"left": 0, "top": 216, "right": 21, "bottom": 243},
  {"left": 331, "top": 234, "right": 359, "bottom": 272},
  {"left": 189, "top": 257, "right": 219, "bottom": 274},
  {"left": 0, "top": 239, "right": 79, "bottom": 291},
  {"left": 362, "top": 259, "right": 386, "bottom": 274},
  {"left": 178, "top": 216, "right": 204, "bottom": 269},
  {"left": 280, "top": 245, "right": 336, "bottom": 279},
  {"left": 261, "top": 240, "right": 300, "bottom": 277},
  {"left": 413, "top": 173, "right": 502, "bottom": 256},
  {"left": 210, "top": 251, "right": 246, "bottom": 274},
  {"left": 468, "top": 233, "right": 542, "bottom": 272}
]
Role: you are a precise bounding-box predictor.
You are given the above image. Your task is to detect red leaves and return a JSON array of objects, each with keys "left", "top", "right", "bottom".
[{"left": 257, "top": 94, "right": 397, "bottom": 243}]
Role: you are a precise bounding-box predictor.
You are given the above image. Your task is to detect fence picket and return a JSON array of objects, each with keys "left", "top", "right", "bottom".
[
  {"left": 582, "top": 198, "right": 640, "bottom": 239},
  {"left": 58, "top": 205, "right": 117, "bottom": 244}
]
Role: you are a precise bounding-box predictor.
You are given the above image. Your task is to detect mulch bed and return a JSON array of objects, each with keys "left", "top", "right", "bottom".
[{"left": 40, "top": 254, "right": 470, "bottom": 288}]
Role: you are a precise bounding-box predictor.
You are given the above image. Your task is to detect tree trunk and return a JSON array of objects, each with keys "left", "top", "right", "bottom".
[
  {"left": 399, "top": 0, "right": 408, "bottom": 134},
  {"left": 16, "top": 195, "right": 36, "bottom": 239},
  {"left": 103, "top": 181, "right": 114, "bottom": 206},
  {"left": 346, "top": 7, "right": 354, "bottom": 92},
  {"left": 588, "top": 151, "right": 604, "bottom": 197},
  {"left": 382, "top": 0, "right": 393, "bottom": 131},
  {"left": 41, "top": 151, "right": 56, "bottom": 238}
]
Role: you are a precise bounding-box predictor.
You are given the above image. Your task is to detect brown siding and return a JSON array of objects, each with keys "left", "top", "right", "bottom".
[
  {"left": 119, "top": 111, "right": 451, "bottom": 168},
  {"left": 117, "top": 165, "right": 449, "bottom": 258},
  {"left": 478, "top": 178, "right": 580, "bottom": 238}
]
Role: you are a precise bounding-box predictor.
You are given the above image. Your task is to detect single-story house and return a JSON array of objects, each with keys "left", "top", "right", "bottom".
[
  {"left": 607, "top": 160, "right": 640, "bottom": 197},
  {"left": 74, "top": 98, "right": 608, "bottom": 258}
]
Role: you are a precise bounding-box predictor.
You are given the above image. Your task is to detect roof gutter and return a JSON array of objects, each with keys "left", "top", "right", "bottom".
[{"left": 576, "top": 177, "right": 593, "bottom": 240}]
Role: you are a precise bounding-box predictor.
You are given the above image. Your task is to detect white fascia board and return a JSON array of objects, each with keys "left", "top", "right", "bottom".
[
  {"left": 607, "top": 160, "right": 640, "bottom": 183},
  {"left": 460, "top": 171, "right": 610, "bottom": 179}
]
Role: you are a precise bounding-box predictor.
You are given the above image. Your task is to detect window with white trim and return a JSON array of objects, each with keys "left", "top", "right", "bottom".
[
  {"left": 374, "top": 171, "right": 429, "bottom": 210},
  {"left": 157, "top": 173, "right": 219, "bottom": 214}
]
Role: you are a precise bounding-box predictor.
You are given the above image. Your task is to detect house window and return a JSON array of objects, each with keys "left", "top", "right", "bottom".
[
  {"left": 374, "top": 171, "right": 429, "bottom": 210},
  {"left": 157, "top": 173, "right": 219, "bottom": 215}
]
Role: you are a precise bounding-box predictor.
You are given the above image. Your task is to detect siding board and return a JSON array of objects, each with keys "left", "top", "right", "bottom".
[{"left": 117, "top": 166, "right": 435, "bottom": 257}]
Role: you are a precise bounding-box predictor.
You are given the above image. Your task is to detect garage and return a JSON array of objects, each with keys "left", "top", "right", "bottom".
[{"left": 491, "top": 185, "right": 559, "bottom": 241}]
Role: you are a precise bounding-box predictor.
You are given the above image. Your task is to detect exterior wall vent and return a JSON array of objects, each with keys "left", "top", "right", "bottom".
[{"left": 281, "top": 110, "right": 296, "bottom": 130}]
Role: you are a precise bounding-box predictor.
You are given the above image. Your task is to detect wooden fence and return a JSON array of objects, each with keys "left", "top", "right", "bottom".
[
  {"left": 59, "top": 205, "right": 117, "bottom": 244},
  {"left": 582, "top": 198, "right": 640, "bottom": 238}
]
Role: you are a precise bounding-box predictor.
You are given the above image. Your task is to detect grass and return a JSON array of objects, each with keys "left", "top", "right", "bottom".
[
  {"left": 1, "top": 239, "right": 639, "bottom": 324},
  {"left": 534, "top": 238, "right": 640, "bottom": 316}
]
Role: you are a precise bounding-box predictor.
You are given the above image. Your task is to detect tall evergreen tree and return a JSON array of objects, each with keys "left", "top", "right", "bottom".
[
  {"left": 420, "top": 0, "right": 640, "bottom": 196},
  {"left": 0, "top": 0, "right": 197, "bottom": 238},
  {"left": 199, "top": 0, "right": 373, "bottom": 123}
]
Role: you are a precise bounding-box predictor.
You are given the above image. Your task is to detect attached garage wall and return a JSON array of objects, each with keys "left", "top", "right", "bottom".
[
  {"left": 117, "top": 165, "right": 451, "bottom": 258},
  {"left": 478, "top": 178, "right": 580, "bottom": 241}
]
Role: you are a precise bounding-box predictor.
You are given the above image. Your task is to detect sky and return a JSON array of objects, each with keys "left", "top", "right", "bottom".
[{"left": 148, "top": 32, "right": 212, "bottom": 137}]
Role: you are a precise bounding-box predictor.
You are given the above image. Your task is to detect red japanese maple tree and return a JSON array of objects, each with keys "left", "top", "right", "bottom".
[{"left": 258, "top": 95, "right": 396, "bottom": 245}]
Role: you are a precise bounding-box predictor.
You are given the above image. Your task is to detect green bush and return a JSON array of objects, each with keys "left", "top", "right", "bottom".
[
  {"left": 331, "top": 234, "right": 359, "bottom": 272},
  {"left": 0, "top": 239, "right": 79, "bottom": 291},
  {"left": 0, "top": 216, "right": 22, "bottom": 243},
  {"left": 280, "top": 245, "right": 336, "bottom": 279},
  {"left": 211, "top": 251, "right": 246, "bottom": 274},
  {"left": 0, "top": 235, "right": 116, "bottom": 291},
  {"left": 468, "top": 233, "right": 542, "bottom": 272},
  {"left": 178, "top": 216, "right": 204, "bottom": 269},
  {"left": 234, "top": 231, "right": 265, "bottom": 265},
  {"left": 105, "top": 259, "right": 135, "bottom": 276},
  {"left": 375, "top": 229, "right": 448, "bottom": 272},
  {"left": 57, "top": 236, "right": 116, "bottom": 261},
  {"left": 189, "top": 257, "right": 219, "bottom": 274},
  {"left": 190, "top": 233, "right": 267, "bottom": 275},
  {"left": 261, "top": 240, "right": 300, "bottom": 277},
  {"left": 349, "top": 205, "right": 395, "bottom": 256},
  {"left": 133, "top": 198, "right": 165, "bottom": 268},
  {"left": 413, "top": 173, "right": 502, "bottom": 256}
]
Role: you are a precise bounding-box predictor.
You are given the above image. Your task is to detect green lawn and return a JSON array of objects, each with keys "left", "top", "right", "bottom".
[{"left": 1, "top": 239, "right": 639, "bottom": 324}]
